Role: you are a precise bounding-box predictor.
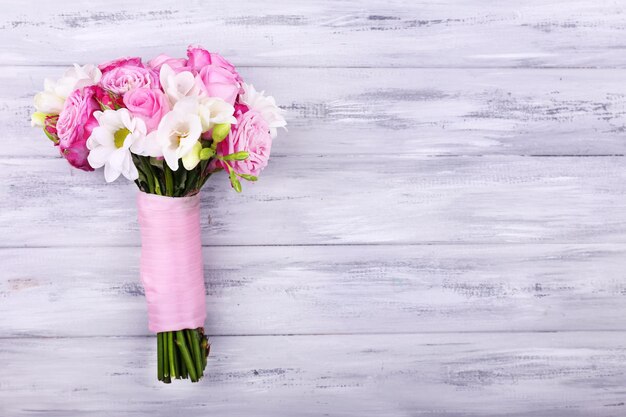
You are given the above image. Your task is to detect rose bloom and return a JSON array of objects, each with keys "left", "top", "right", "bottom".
[
  {"left": 187, "top": 46, "right": 241, "bottom": 105},
  {"left": 123, "top": 88, "right": 170, "bottom": 132},
  {"left": 148, "top": 54, "right": 189, "bottom": 73},
  {"left": 93, "top": 87, "right": 124, "bottom": 110},
  {"left": 99, "top": 57, "right": 159, "bottom": 94},
  {"left": 217, "top": 107, "right": 272, "bottom": 177},
  {"left": 56, "top": 86, "right": 101, "bottom": 171}
]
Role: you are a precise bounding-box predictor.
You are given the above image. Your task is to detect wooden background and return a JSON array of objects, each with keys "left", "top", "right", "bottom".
[{"left": 1, "top": 1, "right": 626, "bottom": 415}]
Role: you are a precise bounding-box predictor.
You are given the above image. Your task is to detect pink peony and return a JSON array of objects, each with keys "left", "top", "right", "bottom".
[
  {"left": 148, "top": 54, "right": 189, "bottom": 73},
  {"left": 187, "top": 46, "right": 241, "bottom": 105},
  {"left": 217, "top": 108, "right": 272, "bottom": 177},
  {"left": 56, "top": 86, "right": 101, "bottom": 171},
  {"left": 123, "top": 88, "right": 170, "bottom": 132},
  {"left": 99, "top": 57, "right": 159, "bottom": 94}
]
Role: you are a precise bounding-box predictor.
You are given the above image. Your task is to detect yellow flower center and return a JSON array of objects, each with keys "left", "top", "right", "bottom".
[{"left": 114, "top": 128, "right": 131, "bottom": 149}]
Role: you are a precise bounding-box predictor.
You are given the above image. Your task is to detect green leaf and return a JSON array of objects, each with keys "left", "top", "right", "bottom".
[
  {"left": 150, "top": 157, "right": 164, "bottom": 169},
  {"left": 154, "top": 175, "right": 162, "bottom": 195},
  {"left": 237, "top": 173, "right": 258, "bottom": 182},
  {"left": 221, "top": 151, "right": 249, "bottom": 161},
  {"left": 164, "top": 165, "right": 174, "bottom": 196},
  {"left": 199, "top": 148, "right": 215, "bottom": 160}
]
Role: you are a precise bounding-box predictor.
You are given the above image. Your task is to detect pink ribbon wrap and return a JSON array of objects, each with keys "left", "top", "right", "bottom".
[{"left": 137, "top": 192, "right": 206, "bottom": 333}]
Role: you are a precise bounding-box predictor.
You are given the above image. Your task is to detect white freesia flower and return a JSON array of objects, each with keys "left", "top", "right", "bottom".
[
  {"left": 160, "top": 64, "right": 202, "bottom": 104},
  {"left": 33, "top": 63, "right": 102, "bottom": 115},
  {"left": 174, "top": 96, "right": 236, "bottom": 132},
  {"left": 181, "top": 141, "right": 203, "bottom": 171},
  {"left": 157, "top": 107, "right": 203, "bottom": 171},
  {"left": 86, "top": 108, "right": 146, "bottom": 183},
  {"left": 132, "top": 131, "right": 163, "bottom": 158},
  {"left": 239, "top": 82, "right": 286, "bottom": 138}
]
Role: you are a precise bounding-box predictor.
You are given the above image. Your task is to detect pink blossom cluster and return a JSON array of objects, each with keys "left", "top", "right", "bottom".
[{"left": 32, "top": 45, "right": 286, "bottom": 185}]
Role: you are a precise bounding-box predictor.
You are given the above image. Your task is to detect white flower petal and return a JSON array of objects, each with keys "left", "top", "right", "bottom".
[
  {"left": 98, "top": 109, "right": 125, "bottom": 130},
  {"left": 173, "top": 96, "right": 199, "bottom": 114},
  {"left": 240, "top": 82, "right": 286, "bottom": 138},
  {"left": 126, "top": 159, "right": 139, "bottom": 181},
  {"left": 87, "top": 127, "right": 113, "bottom": 148},
  {"left": 120, "top": 152, "right": 138, "bottom": 181},
  {"left": 182, "top": 141, "right": 202, "bottom": 170},
  {"left": 87, "top": 108, "right": 146, "bottom": 183},
  {"left": 33, "top": 91, "right": 64, "bottom": 114},
  {"left": 104, "top": 162, "right": 121, "bottom": 183},
  {"left": 119, "top": 108, "right": 133, "bottom": 129},
  {"left": 108, "top": 147, "right": 129, "bottom": 171},
  {"left": 131, "top": 131, "right": 162, "bottom": 157},
  {"left": 159, "top": 64, "right": 175, "bottom": 93},
  {"left": 87, "top": 145, "right": 114, "bottom": 168},
  {"left": 162, "top": 146, "right": 179, "bottom": 171}
]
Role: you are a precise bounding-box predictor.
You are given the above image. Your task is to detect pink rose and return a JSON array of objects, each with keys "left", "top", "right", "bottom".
[
  {"left": 98, "top": 57, "right": 143, "bottom": 73},
  {"left": 217, "top": 109, "right": 272, "bottom": 177},
  {"left": 148, "top": 54, "right": 189, "bottom": 73},
  {"left": 57, "top": 86, "right": 101, "bottom": 171},
  {"left": 187, "top": 46, "right": 241, "bottom": 105},
  {"left": 123, "top": 88, "right": 170, "bottom": 132},
  {"left": 186, "top": 46, "right": 212, "bottom": 71},
  {"left": 99, "top": 57, "right": 159, "bottom": 94},
  {"left": 93, "top": 87, "right": 124, "bottom": 110}
]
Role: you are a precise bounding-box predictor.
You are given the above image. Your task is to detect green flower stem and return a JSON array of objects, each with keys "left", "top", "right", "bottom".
[
  {"left": 173, "top": 334, "right": 181, "bottom": 379},
  {"left": 142, "top": 159, "right": 155, "bottom": 194},
  {"left": 191, "top": 330, "right": 204, "bottom": 378},
  {"left": 186, "top": 330, "right": 197, "bottom": 374},
  {"left": 167, "top": 332, "right": 176, "bottom": 378},
  {"left": 199, "top": 329, "right": 207, "bottom": 369},
  {"left": 164, "top": 165, "right": 174, "bottom": 195},
  {"left": 185, "top": 329, "right": 193, "bottom": 352},
  {"left": 175, "top": 331, "right": 198, "bottom": 382},
  {"left": 162, "top": 332, "right": 171, "bottom": 383},
  {"left": 153, "top": 175, "right": 162, "bottom": 195},
  {"left": 157, "top": 333, "right": 164, "bottom": 381},
  {"left": 180, "top": 351, "right": 188, "bottom": 379}
]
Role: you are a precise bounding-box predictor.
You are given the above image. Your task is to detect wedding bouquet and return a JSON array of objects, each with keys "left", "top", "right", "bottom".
[{"left": 31, "top": 45, "right": 286, "bottom": 383}]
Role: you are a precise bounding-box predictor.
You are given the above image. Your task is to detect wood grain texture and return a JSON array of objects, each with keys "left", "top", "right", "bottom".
[
  {"left": 3, "top": 1, "right": 626, "bottom": 414},
  {"left": 2, "top": 1, "right": 626, "bottom": 68},
  {"left": 9, "top": 66, "right": 626, "bottom": 158},
  {"left": 1, "top": 333, "right": 625, "bottom": 417},
  {"left": 1, "top": 244, "right": 625, "bottom": 337},
  {"left": 1, "top": 156, "right": 625, "bottom": 247}
]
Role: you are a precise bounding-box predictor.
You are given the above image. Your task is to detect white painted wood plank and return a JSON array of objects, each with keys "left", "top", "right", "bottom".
[
  {"left": 10, "top": 67, "right": 626, "bottom": 158},
  {"left": 1, "top": 156, "right": 625, "bottom": 247},
  {"left": 1, "top": 333, "right": 625, "bottom": 416},
  {"left": 1, "top": 244, "right": 626, "bottom": 337},
  {"left": 2, "top": 1, "right": 626, "bottom": 68}
]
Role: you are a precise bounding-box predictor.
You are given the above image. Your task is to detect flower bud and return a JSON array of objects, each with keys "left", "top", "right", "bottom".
[
  {"left": 211, "top": 123, "right": 230, "bottom": 143},
  {"left": 182, "top": 141, "right": 203, "bottom": 170},
  {"left": 31, "top": 111, "right": 47, "bottom": 127},
  {"left": 199, "top": 147, "right": 214, "bottom": 160}
]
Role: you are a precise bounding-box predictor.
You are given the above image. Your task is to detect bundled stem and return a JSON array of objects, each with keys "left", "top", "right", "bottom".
[
  {"left": 157, "top": 328, "right": 209, "bottom": 383},
  {"left": 133, "top": 153, "right": 216, "bottom": 384}
]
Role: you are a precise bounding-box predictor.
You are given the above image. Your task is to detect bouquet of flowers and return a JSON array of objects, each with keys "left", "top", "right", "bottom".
[{"left": 31, "top": 45, "right": 286, "bottom": 383}]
